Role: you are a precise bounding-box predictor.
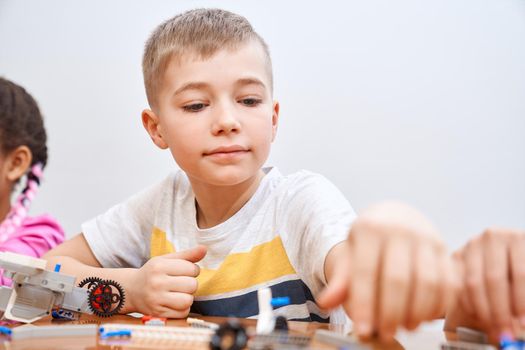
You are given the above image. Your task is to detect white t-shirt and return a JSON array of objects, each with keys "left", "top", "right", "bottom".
[{"left": 82, "top": 167, "right": 356, "bottom": 323}]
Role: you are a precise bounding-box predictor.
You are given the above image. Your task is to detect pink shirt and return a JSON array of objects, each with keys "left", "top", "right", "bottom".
[{"left": 0, "top": 214, "right": 65, "bottom": 285}]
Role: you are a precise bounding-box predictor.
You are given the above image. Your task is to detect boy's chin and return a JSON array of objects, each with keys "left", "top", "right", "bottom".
[
  {"left": 193, "top": 168, "right": 262, "bottom": 187},
  {"left": 206, "top": 172, "right": 257, "bottom": 187}
]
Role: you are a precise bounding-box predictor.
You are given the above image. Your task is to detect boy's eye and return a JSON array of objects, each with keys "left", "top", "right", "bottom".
[
  {"left": 183, "top": 103, "right": 207, "bottom": 112},
  {"left": 239, "top": 98, "right": 262, "bottom": 107}
]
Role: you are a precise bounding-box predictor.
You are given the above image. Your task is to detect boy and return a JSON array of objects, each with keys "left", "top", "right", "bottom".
[{"left": 44, "top": 8, "right": 457, "bottom": 342}]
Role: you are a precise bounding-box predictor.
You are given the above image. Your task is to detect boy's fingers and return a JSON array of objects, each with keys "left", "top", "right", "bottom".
[
  {"left": 163, "top": 259, "right": 201, "bottom": 277},
  {"left": 453, "top": 250, "right": 475, "bottom": 317},
  {"left": 155, "top": 305, "right": 191, "bottom": 319},
  {"left": 483, "top": 232, "right": 512, "bottom": 332},
  {"left": 378, "top": 235, "right": 411, "bottom": 341},
  {"left": 509, "top": 233, "right": 525, "bottom": 321},
  {"left": 167, "top": 276, "right": 199, "bottom": 294},
  {"left": 464, "top": 240, "right": 491, "bottom": 325},
  {"left": 161, "top": 292, "right": 195, "bottom": 311},
  {"left": 163, "top": 245, "right": 207, "bottom": 263},
  {"left": 351, "top": 229, "right": 381, "bottom": 338},
  {"left": 433, "top": 251, "right": 456, "bottom": 319},
  {"left": 317, "top": 259, "right": 350, "bottom": 310},
  {"left": 406, "top": 241, "right": 436, "bottom": 328}
]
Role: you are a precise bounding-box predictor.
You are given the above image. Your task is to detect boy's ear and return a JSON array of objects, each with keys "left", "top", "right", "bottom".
[
  {"left": 271, "top": 101, "right": 280, "bottom": 142},
  {"left": 4, "top": 146, "right": 32, "bottom": 182},
  {"left": 141, "top": 109, "right": 169, "bottom": 149}
]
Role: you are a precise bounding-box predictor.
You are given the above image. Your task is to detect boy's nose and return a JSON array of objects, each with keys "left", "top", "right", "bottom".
[{"left": 211, "top": 110, "right": 241, "bottom": 136}]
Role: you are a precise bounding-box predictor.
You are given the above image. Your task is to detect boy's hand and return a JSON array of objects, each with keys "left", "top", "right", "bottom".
[
  {"left": 127, "top": 245, "right": 207, "bottom": 318},
  {"left": 448, "top": 228, "right": 525, "bottom": 339},
  {"left": 317, "top": 201, "right": 460, "bottom": 342}
]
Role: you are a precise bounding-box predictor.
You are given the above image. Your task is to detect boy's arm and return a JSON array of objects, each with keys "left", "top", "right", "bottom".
[
  {"left": 44, "top": 233, "right": 101, "bottom": 268},
  {"left": 43, "top": 234, "right": 206, "bottom": 317},
  {"left": 43, "top": 233, "right": 139, "bottom": 313},
  {"left": 317, "top": 201, "right": 460, "bottom": 343}
]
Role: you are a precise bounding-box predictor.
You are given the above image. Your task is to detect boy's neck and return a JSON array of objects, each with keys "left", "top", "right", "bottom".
[{"left": 190, "top": 170, "right": 266, "bottom": 229}]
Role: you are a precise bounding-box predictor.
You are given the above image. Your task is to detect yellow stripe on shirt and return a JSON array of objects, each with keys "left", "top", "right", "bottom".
[
  {"left": 150, "top": 226, "right": 175, "bottom": 257},
  {"left": 195, "top": 235, "right": 297, "bottom": 297}
]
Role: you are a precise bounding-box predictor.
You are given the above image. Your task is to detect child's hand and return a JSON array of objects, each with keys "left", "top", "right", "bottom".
[
  {"left": 317, "top": 201, "right": 460, "bottom": 342},
  {"left": 128, "top": 245, "right": 207, "bottom": 318},
  {"left": 450, "top": 228, "right": 525, "bottom": 339}
]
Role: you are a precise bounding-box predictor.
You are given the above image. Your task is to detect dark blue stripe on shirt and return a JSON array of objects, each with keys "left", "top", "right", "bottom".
[{"left": 190, "top": 278, "right": 329, "bottom": 323}]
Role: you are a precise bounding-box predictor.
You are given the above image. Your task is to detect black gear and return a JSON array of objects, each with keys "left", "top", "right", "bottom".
[
  {"left": 210, "top": 319, "right": 247, "bottom": 350},
  {"left": 87, "top": 279, "right": 125, "bottom": 317},
  {"left": 274, "top": 316, "right": 288, "bottom": 331},
  {"left": 78, "top": 276, "right": 104, "bottom": 289}
]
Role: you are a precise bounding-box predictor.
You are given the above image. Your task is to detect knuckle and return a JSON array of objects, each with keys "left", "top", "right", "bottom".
[
  {"left": 352, "top": 217, "right": 382, "bottom": 236},
  {"left": 466, "top": 237, "right": 481, "bottom": 252},
  {"left": 180, "top": 308, "right": 191, "bottom": 318},
  {"left": 465, "top": 276, "right": 481, "bottom": 291},
  {"left": 483, "top": 227, "right": 501, "bottom": 241},
  {"left": 181, "top": 293, "right": 194, "bottom": 308},
  {"left": 172, "top": 308, "right": 190, "bottom": 319},
  {"left": 149, "top": 260, "right": 163, "bottom": 273},
  {"left": 149, "top": 277, "right": 163, "bottom": 290},
  {"left": 180, "top": 261, "right": 197, "bottom": 276},
  {"left": 189, "top": 278, "right": 198, "bottom": 293}
]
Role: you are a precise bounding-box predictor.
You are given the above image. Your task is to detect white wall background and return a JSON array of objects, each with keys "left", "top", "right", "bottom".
[{"left": 0, "top": 0, "right": 523, "bottom": 250}]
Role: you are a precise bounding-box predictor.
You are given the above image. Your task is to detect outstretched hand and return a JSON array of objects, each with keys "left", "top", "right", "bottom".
[
  {"left": 446, "top": 227, "right": 525, "bottom": 341},
  {"left": 317, "top": 201, "right": 460, "bottom": 342}
]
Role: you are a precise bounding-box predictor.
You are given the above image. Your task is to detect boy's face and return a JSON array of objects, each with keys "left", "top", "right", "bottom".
[{"left": 142, "top": 41, "right": 278, "bottom": 187}]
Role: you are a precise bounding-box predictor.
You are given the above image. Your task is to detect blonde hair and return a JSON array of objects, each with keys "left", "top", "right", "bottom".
[{"left": 142, "top": 8, "right": 273, "bottom": 107}]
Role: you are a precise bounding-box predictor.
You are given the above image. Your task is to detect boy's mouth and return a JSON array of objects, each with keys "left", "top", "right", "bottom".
[
  {"left": 204, "top": 145, "right": 250, "bottom": 159},
  {"left": 204, "top": 145, "right": 249, "bottom": 155}
]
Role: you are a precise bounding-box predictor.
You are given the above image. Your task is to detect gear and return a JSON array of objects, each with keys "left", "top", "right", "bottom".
[
  {"left": 87, "top": 279, "right": 125, "bottom": 317},
  {"left": 78, "top": 276, "right": 104, "bottom": 289}
]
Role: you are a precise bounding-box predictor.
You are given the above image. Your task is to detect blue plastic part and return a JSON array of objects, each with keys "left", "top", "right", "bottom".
[
  {"left": 0, "top": 326, "right": 12, "bottom": 335},
  {"left": 54, "top": 264, "right": 61, "bottom": 272},
  {"left": 271, "top": 296, "right": 291, "bottom": 308},
  {"left": 100, "top": 329, "right": 132, "bottom": 338},
  {"left": 51, "top": 308, "right": 77, "bottom": 320},
  {"left": 500, "top": 336, "right": 525, "bottom": 350}
]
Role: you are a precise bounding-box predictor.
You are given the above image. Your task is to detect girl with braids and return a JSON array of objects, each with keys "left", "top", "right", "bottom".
[{"left": 0, "top": 77, "right": 64, "bottom": 285}]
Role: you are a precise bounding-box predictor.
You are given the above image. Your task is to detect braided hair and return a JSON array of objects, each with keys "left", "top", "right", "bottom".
[{"left": 0, "top": 78, "right": 47, "bottom": 242}]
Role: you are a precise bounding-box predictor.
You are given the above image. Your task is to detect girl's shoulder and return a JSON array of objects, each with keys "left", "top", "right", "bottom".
[{"left": 19, "top": 214, "right": 65, "bottom": 240}]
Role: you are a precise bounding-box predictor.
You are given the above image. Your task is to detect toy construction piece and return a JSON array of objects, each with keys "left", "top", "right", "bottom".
[
  {"left": 87, "top": 279, "right": 125, "bottom": 317},
  {"left": 78, "top": 276, "right": 104, "bottom": 290},
  {"left": 51, "top": 308, "right": 79, "bottom": 321},
  {"left": 210, "top": 319, "right": 248, "bottom": 350}
]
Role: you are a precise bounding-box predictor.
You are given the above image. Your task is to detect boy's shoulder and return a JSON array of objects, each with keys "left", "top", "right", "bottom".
[
  {"left": 268, "top": 167, "right": 343, "bottom": 195},
  {"left": 263, "top": 167, "right": 351, "bottom": 212},
  {"left": 267, "top": 167, "right": 330, "bottom": 184}
]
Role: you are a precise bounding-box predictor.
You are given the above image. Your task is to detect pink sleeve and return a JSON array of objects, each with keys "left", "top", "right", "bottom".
[{"left": 0, "top": 214, "right": 65, "bottom": 286}]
